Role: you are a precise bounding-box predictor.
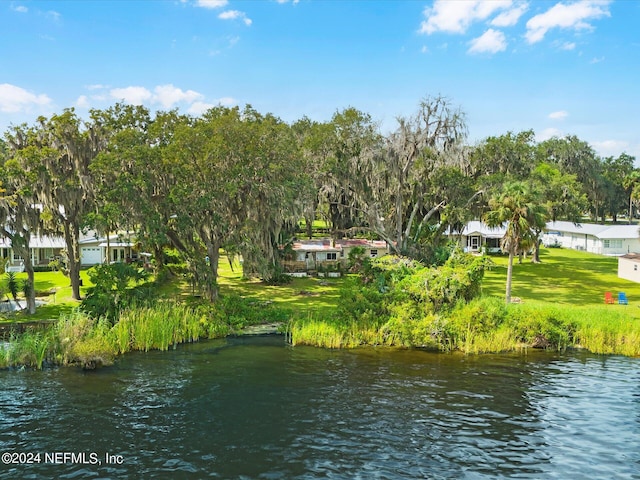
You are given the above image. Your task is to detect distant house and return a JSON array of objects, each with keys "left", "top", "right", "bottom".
[
  {"left": 79, "top": 233, "right": 138, "bottom": 266},
  {"left": 618, "top": 253, "right": 640, "bottom": 283},
  {"left": 0, "top": 236, "right": 66, "bottom": 272},
  {"left": 282, "top": 238, "right": 389, "bottom": 275},
  {"left": 543, "top": 221, "right": 640, "bottom": 256},
  {"left": 446, "top": 221, "right": 505, "bottom": 253}
]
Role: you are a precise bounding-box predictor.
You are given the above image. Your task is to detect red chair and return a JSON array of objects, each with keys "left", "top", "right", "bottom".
[{"left": 604, "top": 292, "right": 615, "bottom": 304}]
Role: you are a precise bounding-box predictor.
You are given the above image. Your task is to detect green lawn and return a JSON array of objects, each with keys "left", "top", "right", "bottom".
[
  {"left": 217, "top": 256, "right": 342, "bottom": 318},
  {"left": 0, "top": 270, "right": 94, "bottom": 322},
  {"left": 482, "top": 247, "right": 640, "bottom": 318},
  {"left": 6, "top": 247, "right": 637, "bottom": 324}
]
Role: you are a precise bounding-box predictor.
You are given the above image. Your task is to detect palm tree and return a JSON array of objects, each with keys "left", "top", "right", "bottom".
[{"left": 483, "top": 181, "right": 547, "bottom": 304}]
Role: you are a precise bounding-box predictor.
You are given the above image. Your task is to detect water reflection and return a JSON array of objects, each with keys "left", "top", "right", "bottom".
[{"left": 0, "top": 337, "right": 638, "bottom": 479}]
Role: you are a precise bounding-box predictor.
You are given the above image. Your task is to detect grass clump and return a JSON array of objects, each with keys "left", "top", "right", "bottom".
[{"left": 112, "top": 302, "right": 229, "bottom": 353}]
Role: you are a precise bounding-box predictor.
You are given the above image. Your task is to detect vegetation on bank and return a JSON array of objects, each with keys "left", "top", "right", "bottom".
[
  {"left": 2, "top": 246, "right": 640, "bottom": 371},
  {"left": 287, "top": 248, "right": 640, "bottom": 357},
  {"left": 0, "top": 295, "right": 289, "bottom": 369}
]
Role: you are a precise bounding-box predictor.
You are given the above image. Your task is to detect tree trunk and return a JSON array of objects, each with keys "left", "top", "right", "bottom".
[
  {"left": 505, "top": 250, "right": 514, "bottom": 304},
  {"left": 25, "top": 263, "right": 36, "bottom": 315},
  {"left": 531, "top": 231, "right": 542, "bottom": 263},
  {"left": 206, "top": 241, "right": 220, "bottom": 302},
  {"left": 64, "top": 222, "right": 82, "bottom": 300}
]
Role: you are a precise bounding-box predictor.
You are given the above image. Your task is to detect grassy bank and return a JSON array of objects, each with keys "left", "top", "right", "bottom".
[
  {"left": 482, "top": 248, "right": 640, "bottom": 318},
  {"left": 3, "top": 247, "right": 640, "bottom": 369},
  {"left": 287, "top": 248, "right": 640, "bottom": 357},
  {"left": 0, "top": 295, "right": 291, "bottom": 370}
]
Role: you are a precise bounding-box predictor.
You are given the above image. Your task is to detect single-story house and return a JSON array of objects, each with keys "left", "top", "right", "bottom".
[
  {"left": 618, "top": 253, "right": 640, "bottom": 283},
  {"left": 543, "top": 221, "right": 640, "bottom": 256},
  {"left": 282, "top": 238, "right": 389, "bottom": 274},
  {"left": 0, "top": 236, "right": 66, "bottom": 272},
  {"left": 447, "top": 220, "right": 505, "bottom": 254},
  {"left": 79, "top": 233, "right": 138, "bottom": 266}
]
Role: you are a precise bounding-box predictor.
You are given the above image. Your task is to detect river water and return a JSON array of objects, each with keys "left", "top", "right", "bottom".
[{"left": 0, "top": 336, "right": 638, "bottom": 479}]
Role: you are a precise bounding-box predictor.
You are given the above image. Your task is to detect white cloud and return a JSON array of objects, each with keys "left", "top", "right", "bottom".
[
  {"left": 86, "top": 84, "right": 109, "bottom": 91},
  {"left": 537, "top": 127, "right": 563, "bottom": 141},
  {"left": 11, "top": 5, "right": 28, "bottom": 13},
  {"left": 468, "top": 29, "right": 507, "bottom": 54},
  {"left": 46, "top": 10, "right": 61, "bottom": 22},
  {"left": 560, "top": 41, "right": 576, "bottom": 50},
  {"left": 591, "top": 139, "right": 630, "bottom": 157},
  {"left": 0, "top": 83, "right": 52, "bottom": 113},
  {"left": 188, "top": 101, "right": 217, "bottom": 115},
  {"left": 218, "top": 97, "right": 236, "bottom": 106},
  {"left": 491, "top": 3, "right": 528, "bottom": 27},
  {"left": 109, "top": 84, "right": 210, "bottom": 109},
  {"left": 421, "top": 45, "right": 429, "bottom": 54},
  {"left": 419, "top": 0, "right": 512, "bottom": 35},
  {"left": 154, "top": 84, "right": 203, "bottom": 108},
  {"left": 75, "top": 95, "right": 90, "bottom": 108},
  {"left": 548, "top": 110, "right": 569, "bottom": 120},
  {"left": 525, "top": 0, "right": 611, "bottom": 44},
  {"left": 218, "top": 10, "right": 252, "bottom": 26},
  {"left": 195, "top": 0, "right": 228, "bottom": 8},
  {"left": 188, "top": 97, "right": 237, "bottom": 115},
  {"left": 110, "top": 86, "right": 153, "bottom": 105},
  {"left": 276, "top": 0, "right": 300, "bottom": 3},
  {"left": 590, "top": 56, "right": 604, "bottom": 63}
]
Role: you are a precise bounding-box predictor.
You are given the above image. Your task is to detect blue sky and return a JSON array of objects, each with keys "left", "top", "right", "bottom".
[{"left": 1, "top": 0, "right": 638, "bottom": 160}]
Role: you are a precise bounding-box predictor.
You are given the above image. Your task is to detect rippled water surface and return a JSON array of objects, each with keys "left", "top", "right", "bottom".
[{"left": 0, "top": 336, "right": 639, "bottom": 479}]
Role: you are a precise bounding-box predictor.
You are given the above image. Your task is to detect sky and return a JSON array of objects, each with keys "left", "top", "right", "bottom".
[{"left": 1, "top": 0, "right": 638, "bottom": 160}]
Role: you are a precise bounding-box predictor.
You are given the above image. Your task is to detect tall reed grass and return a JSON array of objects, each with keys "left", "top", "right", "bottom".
[
  {"left": 1, "top": 300, "right": 235, "bottom": 369},
  {"left": 112, "top": 302, "right": 229, "bottom": 353},
  {"left": 287, "top": 296, "right": 640, "bottom": 356}
]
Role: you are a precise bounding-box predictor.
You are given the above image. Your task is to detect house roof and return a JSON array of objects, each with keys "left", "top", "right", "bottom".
[
  {"left": 620, "top": 253, "right": 640, "bottom": 262},
  {"left": 0, "top": 236, "right": 65, "bottom": 249},
  {"left": 546, "top": 221, "right": 640, "bottom": 240},
  {"left": 451, "top": 220, "right": 506, "bottom": 239},
  {"left": 291, "top": 238, "right": 387, "bottom": 252},
  {"left": 80, "top": 233, "right": 136, "bottom": 245}
]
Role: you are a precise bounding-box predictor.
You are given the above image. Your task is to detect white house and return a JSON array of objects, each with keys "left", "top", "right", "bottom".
[
  {"left": 448, "top": 220, "right": 640, "bottom": 257},
  {"left": 0, "top": 236, "right": 66, "bottom": 272},
  {"left": 447, "top": 220, "right": 505, "bottom": 254},
  {"left": 618, "top": 253, "right": 640, "bottom": 283},
  {"left": 79, "top": 233, "right": 138, "bottom": 266},
  {"left": 543, "top": 221, "right": 640, "bottom": 256}
]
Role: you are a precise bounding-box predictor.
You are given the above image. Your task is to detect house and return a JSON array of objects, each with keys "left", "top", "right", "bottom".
[
  {"left": 79, "top": 233, "right": 138, "bottom": 266},
  {"left": 543, "top": 221, "right": 640, "bottom": 256},
  {"left": 0, "top": 236, "right": 66, "bottom": 272},
  {"left": 618, "top": 253, "right": 640, "bottom": 283},
  {"left": 282, "top": 238, "right": 389, "bottom": 276},
  {"left": 447, "top": 220, "right": 505, "bottom": 254}
]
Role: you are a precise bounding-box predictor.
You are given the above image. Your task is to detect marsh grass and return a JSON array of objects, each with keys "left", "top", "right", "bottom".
[
  {"left": 115, "top": 302, "right": 225, "bottom": 352},
  {"left": 287, "top": 315, "right": 398, "bottom": 349},
  {"left": 1, "top": 330, "right": 54, "bottom": 369}
]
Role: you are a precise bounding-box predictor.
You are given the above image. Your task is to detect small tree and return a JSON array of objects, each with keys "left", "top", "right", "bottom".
[
  {"left": 6, "top": 272, "right": 21, "bottom": 309},
  {"left": 81, "top": 263, "right": 149, "bottom": 322}
]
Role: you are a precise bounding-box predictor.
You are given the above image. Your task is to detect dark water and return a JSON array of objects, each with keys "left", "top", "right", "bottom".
[{"left": 0, "top": 336, "right": 639, "bottom": 479}]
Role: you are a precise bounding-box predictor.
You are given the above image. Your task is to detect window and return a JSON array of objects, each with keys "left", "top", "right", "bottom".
[
  {"left": 370, "top": 249, "right": 378, "bottom": 258},
  {"left": 603, "top": 239, "right": 622, "bottom": 249},
  {"left": 327, "top": 252, "right": 337, "bottom": 260}
]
